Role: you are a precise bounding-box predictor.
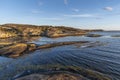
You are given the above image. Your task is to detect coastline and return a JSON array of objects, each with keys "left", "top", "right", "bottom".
[
  {"left": 0, "top": 24, "right": 117, "bottom": 80},
  {"left": 0, "top": 23, "right": 103, "bottom": 39}
]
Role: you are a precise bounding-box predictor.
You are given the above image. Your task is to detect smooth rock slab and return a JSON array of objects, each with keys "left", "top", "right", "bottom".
[
  {"left": 0, "top": 43, "right": 27, "bottom": 58},
  {"left": 16, "top": 73, "right": 84, "bottom": 80}
]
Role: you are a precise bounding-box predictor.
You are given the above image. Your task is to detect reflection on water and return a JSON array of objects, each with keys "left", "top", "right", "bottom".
[{"left": 0, "top": 31, "right": 120, "bottom": 80}]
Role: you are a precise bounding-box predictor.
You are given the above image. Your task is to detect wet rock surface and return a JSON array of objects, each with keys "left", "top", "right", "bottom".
[
  {"left": 14, "top": 65, "right": 112, "bottom": 80},
  {"left": 15, "top": 73, "right": 85, "bottom": 80}
]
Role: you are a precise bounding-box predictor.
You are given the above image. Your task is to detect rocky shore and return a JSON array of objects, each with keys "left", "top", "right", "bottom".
[
  {"left": 0, "top": 23, "right": 103, "bottom": 58},
  {"left": 0, "top": 24, "right": 103, "bottom": 38},
  {"left": 0, "top": 39, "right": 111, "bottom": 80},
  {"left": 0, "top": 41, "right": 89, "bottom": 58},
  {"left": 14, "top": 65, "right": 111, "bottom": 80},
  {"left": 0, "top": 24, "right": 109, "bottom": 80}
]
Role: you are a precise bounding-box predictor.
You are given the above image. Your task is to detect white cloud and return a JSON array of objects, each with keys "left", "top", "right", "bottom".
[
  {"left": 104, "top": 7, "right": 113, "bottom": 11},
  {"left": 64, "top": 14, "right": 96, "bottom": 18},
  {"left": 72, "top": 8, "right": 79, "bottom": 12},
  {"left": 64, "top": 0, "right": 68, "bottom": 5}
]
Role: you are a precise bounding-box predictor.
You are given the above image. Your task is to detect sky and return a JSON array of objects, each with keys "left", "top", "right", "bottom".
[{"left": 0, "top": 0, "right": 120, "bottom": 30}]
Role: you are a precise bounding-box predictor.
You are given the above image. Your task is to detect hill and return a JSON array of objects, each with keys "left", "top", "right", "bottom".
[{"left": 0, "top": 24, "right": 103, "bottom": 38}]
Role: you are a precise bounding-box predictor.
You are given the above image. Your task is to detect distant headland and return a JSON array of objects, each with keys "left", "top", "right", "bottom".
[{"left": 0, "top": 23, "right": 103, "bottom": 39}]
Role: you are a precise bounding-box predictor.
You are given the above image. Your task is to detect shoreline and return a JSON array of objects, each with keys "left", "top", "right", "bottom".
[
  {"left": 0, "top": 41, "right": 89, "bottom": 58},
  {"left": 0, "top": 23, "right": 103, "bottom": 39}
]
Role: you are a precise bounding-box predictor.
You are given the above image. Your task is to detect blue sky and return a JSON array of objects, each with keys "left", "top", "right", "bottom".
[{"left": 0, "top": 0, "right": 120, "bottom": 30}]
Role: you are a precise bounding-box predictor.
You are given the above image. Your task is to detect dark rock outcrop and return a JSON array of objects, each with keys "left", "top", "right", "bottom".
[{"left": 86, "top": 34, "right": 102, "bottom": 37}]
